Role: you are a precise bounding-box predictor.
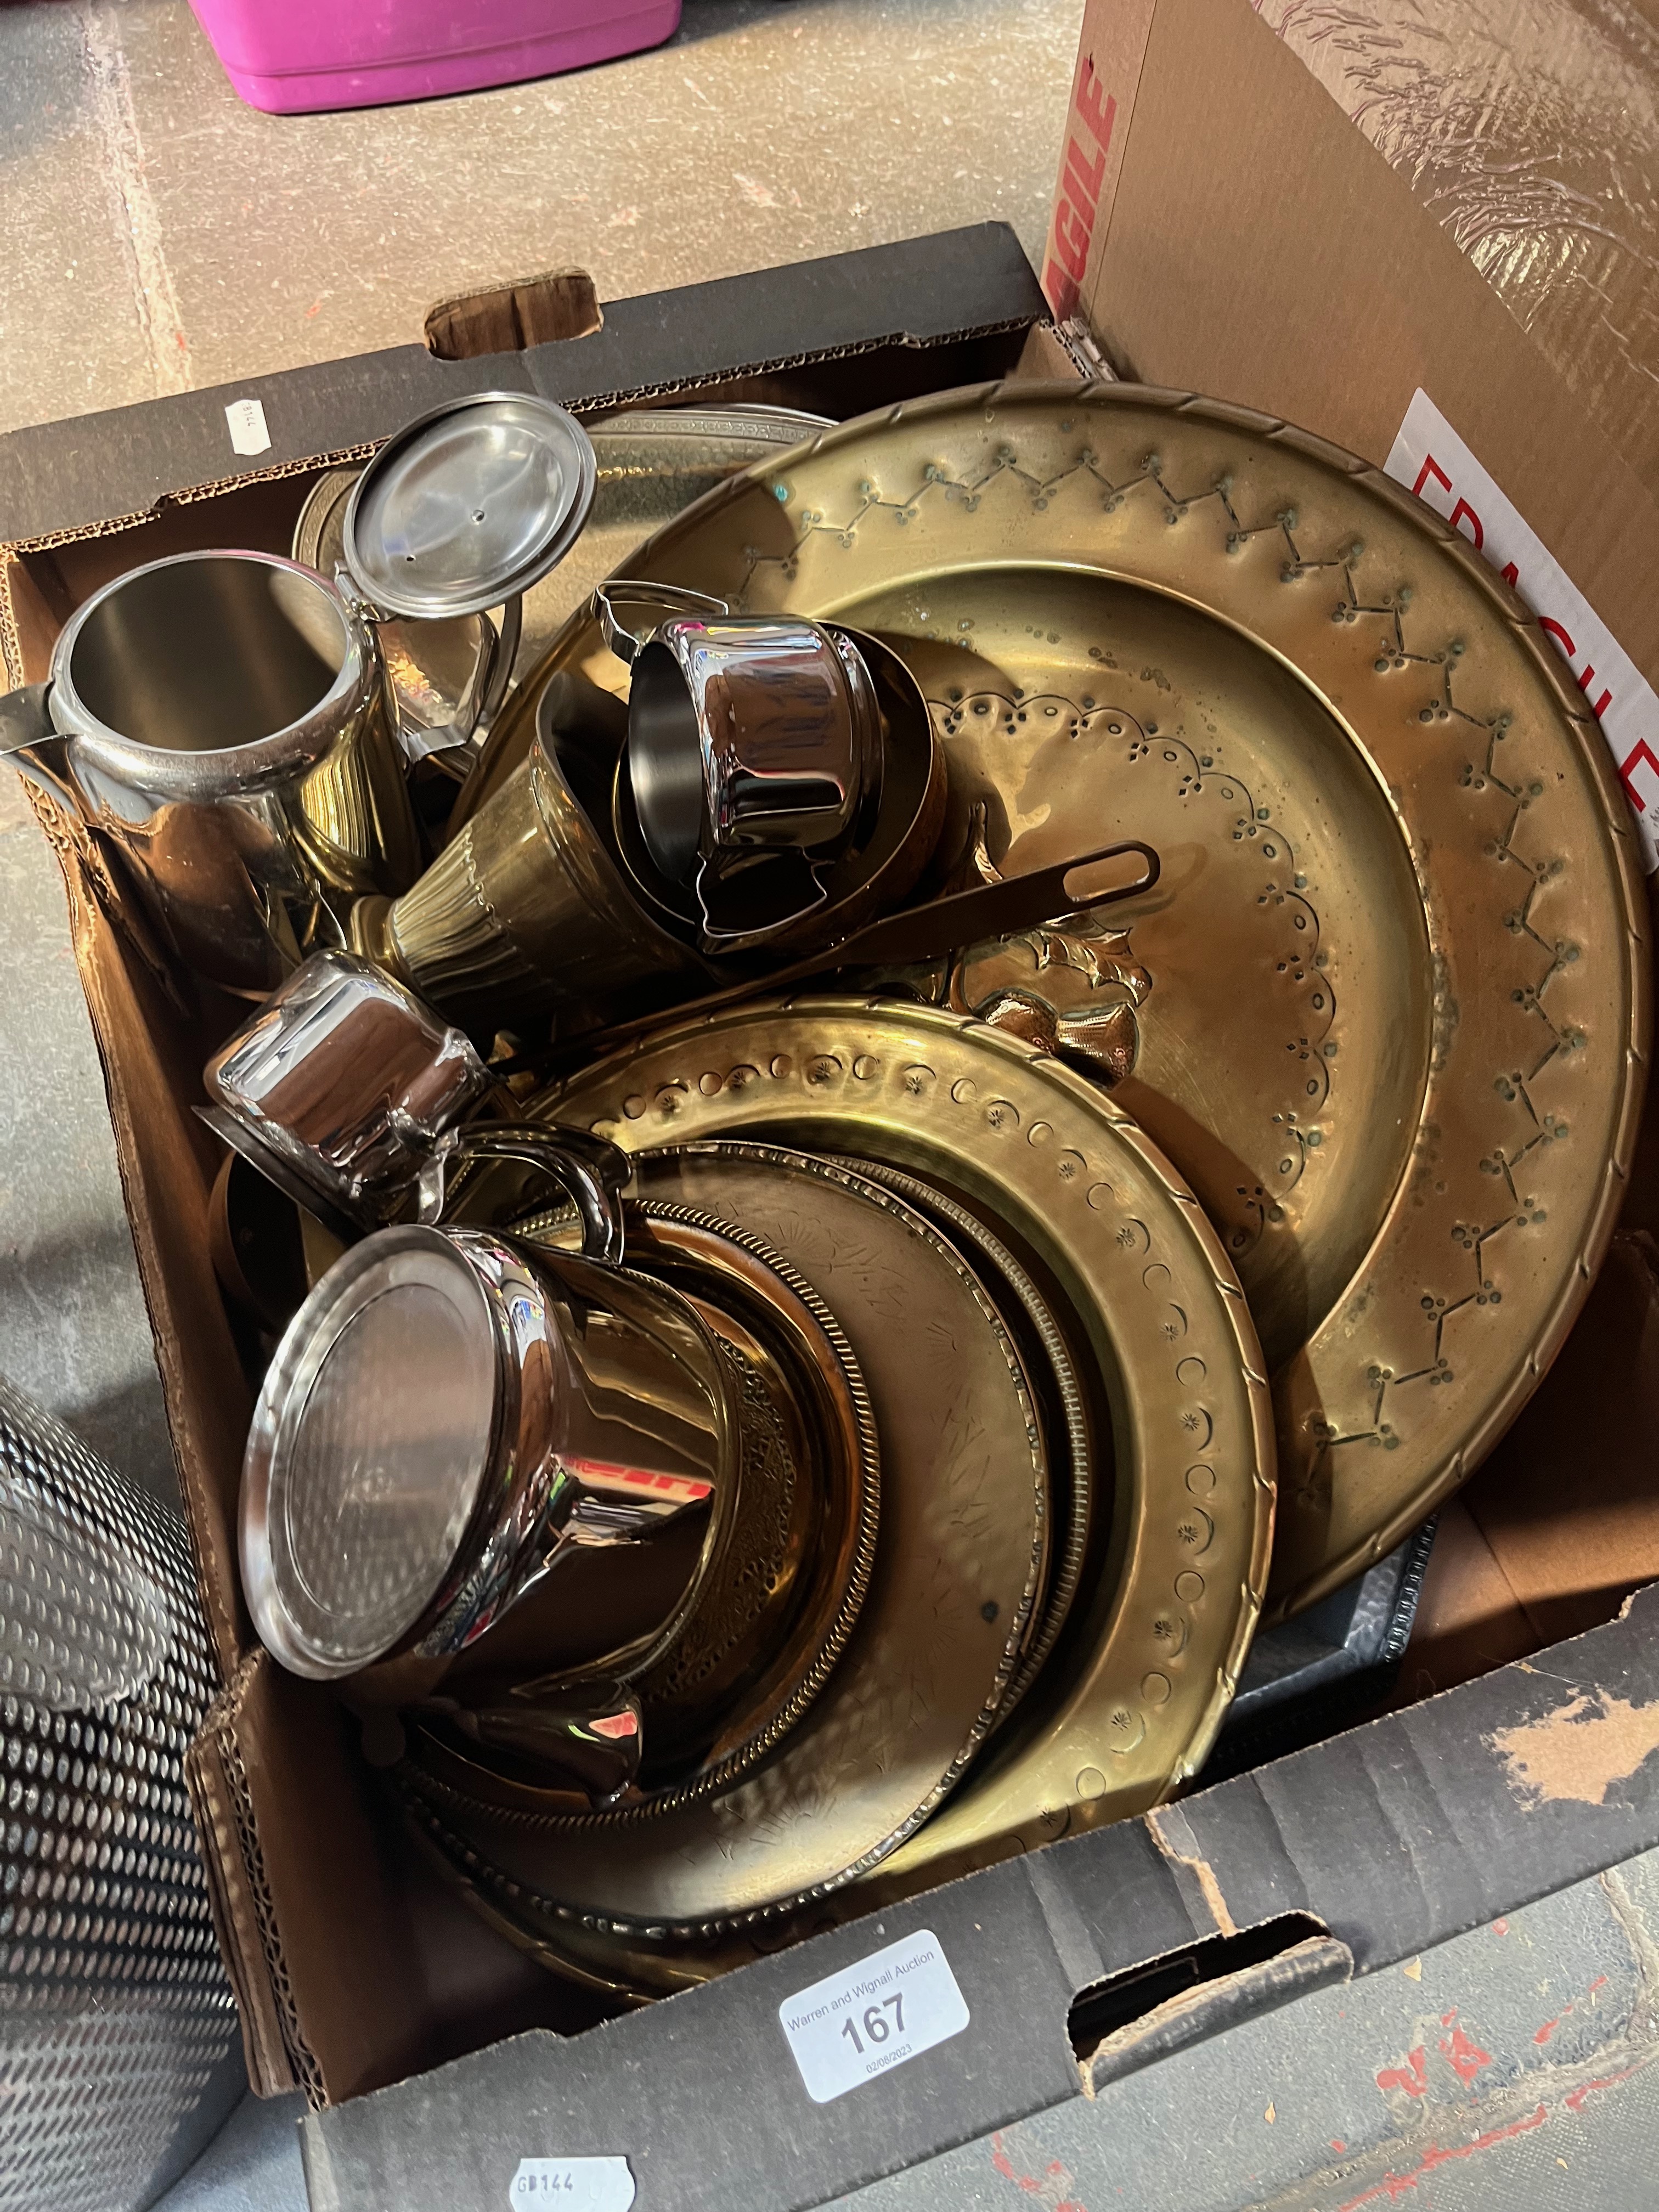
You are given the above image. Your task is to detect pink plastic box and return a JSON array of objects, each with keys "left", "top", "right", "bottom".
[{"left": 187, "top": 0, "right": 683, "bottom": 114}]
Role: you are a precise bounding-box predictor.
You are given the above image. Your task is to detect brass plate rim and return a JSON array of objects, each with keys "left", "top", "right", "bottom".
[
  {"left": 482, "top": 380, "right": 1647, "bottom": 1621},
  {"left": 833, "top": 1151, "right": 1093, "bottom": 1714}
]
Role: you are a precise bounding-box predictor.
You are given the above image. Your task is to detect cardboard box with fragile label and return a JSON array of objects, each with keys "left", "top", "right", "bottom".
[
  {"left": 5, "top": 4, "right": 1659, "bottom": 2197},
  {"left": 1042, "top": 0, "right": 1659, "bottom": 872}
]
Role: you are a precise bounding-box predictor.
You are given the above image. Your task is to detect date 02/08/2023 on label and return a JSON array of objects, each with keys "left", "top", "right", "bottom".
[{"left": 777, "top": 1929, "right": 971, "bottom": 2104}]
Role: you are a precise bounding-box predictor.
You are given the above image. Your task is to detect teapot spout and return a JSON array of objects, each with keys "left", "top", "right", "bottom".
[{"left": 0, "top": 685, "right": 78, "bottom": 814}]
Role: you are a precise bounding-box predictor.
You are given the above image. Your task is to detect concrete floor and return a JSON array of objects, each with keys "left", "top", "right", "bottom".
[{"left": 0, "top": 0, "right": 1076, "bottom": 438}]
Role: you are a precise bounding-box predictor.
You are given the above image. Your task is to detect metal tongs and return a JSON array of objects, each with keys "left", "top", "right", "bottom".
[{"left": 510, "top": 837, "right": 1161, "bottom": 1077}]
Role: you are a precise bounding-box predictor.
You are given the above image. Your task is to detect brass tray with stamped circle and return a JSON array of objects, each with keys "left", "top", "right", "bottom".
[
  {"left": 402, "top": 1147, "right": 1048, "bottom": 1935},
  {"left": 407, "top": 1014, "right": 1272, "bottom": 1996},
  {"left": 833, "top": 1153, "right": 1094, "bottom": 1716},
  {"left": 467, "top": 1002, "right": 1273, "bottom": 1857},
  {"left": 462, "top": 383, "right": 1648, "bottom": 1619},
  {"left": 414, "top": 1195, "right": 880, "bottom": 1810}
]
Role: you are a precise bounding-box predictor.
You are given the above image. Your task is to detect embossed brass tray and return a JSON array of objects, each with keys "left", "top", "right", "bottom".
[
  {"left": 470, "top": 385, "right": 1648, "bottom": 1617},
  {"left": 837, "top": 1154, "right": 1093, "bottom": 1714},
  {"left": 503, "top": 1002, "right": 1273, "bottom": 1838},
  {"left": 403, "top": 1146, "right": 1047, "bottom": 1933},
  {"left": 409, "top": 1005, "right": 1271, "bottom": 1994}
]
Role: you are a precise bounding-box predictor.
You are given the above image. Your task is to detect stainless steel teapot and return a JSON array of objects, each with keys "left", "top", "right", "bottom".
[{"left": 0, "top": 394, "right": 596, "bottom": 992}]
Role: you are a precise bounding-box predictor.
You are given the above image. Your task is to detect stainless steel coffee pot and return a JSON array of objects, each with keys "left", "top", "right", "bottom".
[
  {"left": 0, "top": 550, "right": 426, "bottom": 992},
  {"left": 0, "top": 395, "right": 598, "bottom": 994}
]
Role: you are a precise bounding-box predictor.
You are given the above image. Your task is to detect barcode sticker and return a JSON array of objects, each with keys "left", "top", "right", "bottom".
[
  {"left": 778, "top": 1928, "right": 969, "bottom": 2104},
  {"left": 1386, "top": 388, "right": 1659, "bottom": 871},
  {"left": 224, "top": 397, "right": 271, "bottom": 456},
  {"left": 509, "top": 2159, "right": 634, "bottom": 2210}
]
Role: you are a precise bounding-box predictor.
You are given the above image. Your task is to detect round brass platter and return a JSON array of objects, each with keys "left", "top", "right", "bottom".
[
  {"left": 507, "top": 1001, "right": 1274, "bottom": 1863},
  {"left": 476, "top": 384, "right": 1649, "bottom": 1617},
  {"left": 414, "top": 1197, "right": 881, "bottom": 1809},
  {"left": 836, "top": 1154, "right": 1094, "bottom": 1714},
  {"left": 407, "top": 1147, "right": 1047, "bottom": 1934}
]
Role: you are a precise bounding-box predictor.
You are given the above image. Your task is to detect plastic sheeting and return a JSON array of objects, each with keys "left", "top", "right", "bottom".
[{"left": 1260, "top": 0, "right": 1659, "bottom": 499}]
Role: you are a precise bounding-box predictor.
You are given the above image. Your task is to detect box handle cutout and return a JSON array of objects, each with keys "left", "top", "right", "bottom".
[
  {"left": 1068, "top": 1913, "right": 1350, "bottom": 2091},
  {"left": 424, "top": 270, "right": 603, "bottom": 360}
]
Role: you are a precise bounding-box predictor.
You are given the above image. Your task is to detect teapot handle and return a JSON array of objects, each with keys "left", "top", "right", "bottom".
[
  {"left": 594, "top": 579, "right": 730, "bottom": 666},
  {"left": 472, "top": 593, "right": 523, "bottom": 735},
  {"left": 415, "top": 1120, "right": 630, "bottom": 1265}
]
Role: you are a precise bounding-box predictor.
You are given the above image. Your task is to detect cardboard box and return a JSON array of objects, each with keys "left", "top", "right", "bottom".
[
  {"left": 300, "top": 1582, "right": 1659, "bottom": 2212},
  {"left": 0, "top": 224, "right": 1054, "bottom": 2108},
  {"left": 10, "top": 206, "right": 1659, "bottom": 2212},
  {"left": 1041, "top": 0, "right": 1659, "bottom": 865}
]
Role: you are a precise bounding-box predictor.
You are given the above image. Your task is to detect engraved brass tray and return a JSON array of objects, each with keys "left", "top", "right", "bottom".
[
  {"left": 404, "top": 1146, "right": 1048, "bottom": 1934},
  {"left": 419, "top": 1003, "right": 1271, "bottom": 1993},
  {"left": 473, "top": 385, "right": 1649, "bottom": 1617},
  {"left": 512, "top": 1002, "right": 1273, "bottom": 1846},
  {"left": 838, "top": 1154, "right": 1093, "bottom": 1714}
]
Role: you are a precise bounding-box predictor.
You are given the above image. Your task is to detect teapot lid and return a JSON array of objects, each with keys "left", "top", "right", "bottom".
[{"left": 342, "top": 390, "right": 596, "bottom": 620}]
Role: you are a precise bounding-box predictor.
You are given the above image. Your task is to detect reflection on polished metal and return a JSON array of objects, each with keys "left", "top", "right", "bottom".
[
  {"left": 208, "top": 1147, "right": 311, "bottom": 1335},
  {"left": 494, "top": 382, "right": 1647, "bottom": 1619},
  {"left": 0, "top": 1377, "right": 239, "bottom": 2205},
  {"left": 342, "top": 403, "right": 836, "bottom": 794},
  {"left": 240, "top": 1130, "right": 733, "bottom": 1687},
  {"left": 340, "top": 392, "right": 593, "bottom": 765},
  {"left": 0, "top": 551, "right": 422, "bottom": 991},
  {"left": 565, "top": 833, "right": 1160, "bottom": 1076},
  {"left": 397, "top": 1147, "right": 1047, "bottom": 1934},
  {"left": 421, "top": 1175, "right": 879, "bottom": 1809},
  {"left": 598, "top": 582, "right": 884, "bottom": 941},
  {"left": 286, "top": 394, "right": 594, "bottom": 772},
  {"left": 350, "top": 678, "right": 712, "bottom": 1039},
  {"left": 346, "top": 393, "right": 596, "bottom": 622},
  {"left": 204, "top": 950, "right": 492, "bottom": 1233},
  {"left": 295, "top": 469, "right": 514, "bottom": 768},
  {"left": 414, "top": 1680, "right": 643, "bottom": 1803},
  {"left": 607, "top": 630, "right": 945, "bottom": 960},
  {"left": 506, "top": 999, "right": 1273, "bottom": 1858}
]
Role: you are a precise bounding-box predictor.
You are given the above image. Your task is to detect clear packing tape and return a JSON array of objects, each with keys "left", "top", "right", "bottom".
[{"left": 1262, "top": 0, "right": 1659, "bottom": 504}]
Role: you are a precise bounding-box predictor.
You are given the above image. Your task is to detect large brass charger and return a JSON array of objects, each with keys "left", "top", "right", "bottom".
[{"left": 466, "top": 383, "right": 1649, "bottom": 1617}]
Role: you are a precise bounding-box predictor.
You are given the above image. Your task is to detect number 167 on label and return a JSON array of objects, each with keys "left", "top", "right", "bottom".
[{"left": 778, "top": 1929, "right": 970, "bottom": 2104}]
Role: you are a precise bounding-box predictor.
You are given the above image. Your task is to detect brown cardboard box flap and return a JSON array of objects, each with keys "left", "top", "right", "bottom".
[
  {"left": 186, "top": 1655, "right": 318, "bottom": 2101},
  {"left": 181, "top": 1646, "right": 570, "bottom": 2108},
  {"left": 1043, "top": 0, "right": 1659, "bottom": 691},
  {"left": 36, "top": 799, "right": 253, "bottom": 1677}
]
